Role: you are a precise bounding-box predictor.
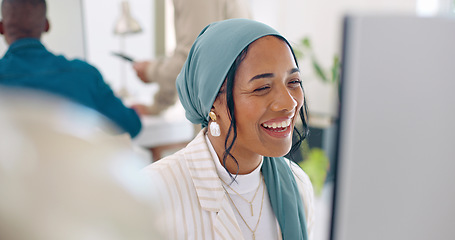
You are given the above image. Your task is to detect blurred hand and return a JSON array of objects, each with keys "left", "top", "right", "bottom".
[
  {"left": 131, "top": 104, "right": 163, "bottom": 116},
  {"left": 131, "top": 104, "right": 150, "bottom": 116},
  {"left": 132, "top": 61, "right": 151, "bottom": 83}
]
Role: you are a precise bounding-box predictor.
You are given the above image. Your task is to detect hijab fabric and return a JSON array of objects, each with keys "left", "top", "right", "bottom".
[
  {"left": 176, "top": 18, "right": 308, "bottom": 240},
  {"left": 262, "top": 156, "right": 309, "bottom": 240}
]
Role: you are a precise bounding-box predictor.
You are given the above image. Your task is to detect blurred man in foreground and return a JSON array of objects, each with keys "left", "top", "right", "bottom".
[{"left": 0, "top": 88, "right": 161, "bottom": 240}]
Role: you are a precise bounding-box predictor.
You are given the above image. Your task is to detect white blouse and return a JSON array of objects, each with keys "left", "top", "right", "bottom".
[{"left": 205, "top": 134, "right": 282, "bottom": 240}]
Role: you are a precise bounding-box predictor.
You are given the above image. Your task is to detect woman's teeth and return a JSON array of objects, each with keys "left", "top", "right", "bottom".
[{"left": 262, "top": 119, "right": 292, "bottom": 129}]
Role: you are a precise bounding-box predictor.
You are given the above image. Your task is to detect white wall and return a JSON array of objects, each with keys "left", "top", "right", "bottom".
[
  {"left": 82, "top": 0, "right": 156, "bottom": 100},
  {"left": 43, "top": 0, "right": 85, "bottom": 59},
  {"left": 250, "top": 0, "right": 417, "bottom": 68}
]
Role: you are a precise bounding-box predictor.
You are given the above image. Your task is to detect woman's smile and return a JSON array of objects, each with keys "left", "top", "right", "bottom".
[{"left": 261, "top": 115, "right": 294, "bottom": 138}]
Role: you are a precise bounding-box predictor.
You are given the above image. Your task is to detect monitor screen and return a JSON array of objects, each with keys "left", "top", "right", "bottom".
[{"left": 330, "top": 15, "right": 455, "bottom": 240}]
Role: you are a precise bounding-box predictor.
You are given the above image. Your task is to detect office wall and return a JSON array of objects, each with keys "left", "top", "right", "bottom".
[
  {"left": 251, "top": 0, "right": 416, "bottom": 68},
  {"left": 42, "top": 0, "right": 85, "bottom": 59},
  {"left": 82, "top": 0, "right": 155, "bottom": 100}
]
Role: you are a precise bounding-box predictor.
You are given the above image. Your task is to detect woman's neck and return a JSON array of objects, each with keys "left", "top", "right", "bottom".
[{"left": 207, "top": 133, "right": 262, "bottom": 175}]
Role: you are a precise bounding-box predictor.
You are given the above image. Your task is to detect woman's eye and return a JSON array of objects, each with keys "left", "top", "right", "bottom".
[
  {"left": 289, "top": 79, "right": 302, "bottom": 86},
  {"left": 253, "top": 86, "right": 270, "bottom": 92}
]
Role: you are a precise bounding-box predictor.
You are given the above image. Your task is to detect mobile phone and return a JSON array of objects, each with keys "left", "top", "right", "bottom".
[{"left": 111, "top": 52, "right": 135, "bottom": 62}]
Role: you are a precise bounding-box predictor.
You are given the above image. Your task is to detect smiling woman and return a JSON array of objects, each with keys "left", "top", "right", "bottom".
[
  {"left": 141, "top": 19, "right": 315, "bottom": 240},
  {"left": 211, "top": 35, "right": 305, "bottom": 175}
]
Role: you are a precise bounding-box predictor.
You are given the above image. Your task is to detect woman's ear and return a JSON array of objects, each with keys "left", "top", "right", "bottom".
[
  {"left": 212, "top": 92, "right": 226, "bottom": 111},
  {"left": 212, "top": 81, "right": 227, "bottom": 107}
]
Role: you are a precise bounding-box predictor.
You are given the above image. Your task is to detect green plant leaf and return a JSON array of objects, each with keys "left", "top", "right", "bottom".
[
  {"left": 302, "top": 37, "right": 311, "bottom": 49},
  {"left": 312, "top": 59, "right": 328, "bottom": 82},
  {"left": 296, "top": 35, "right": 342, "bottom": 85},
  {"left": 292, "top": 46, "right": 304, "bottom": 60}
]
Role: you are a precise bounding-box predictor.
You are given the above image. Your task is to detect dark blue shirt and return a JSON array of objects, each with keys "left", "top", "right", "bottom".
[{"left": 0, "top": 38, "right": 141, "bottom": 138}]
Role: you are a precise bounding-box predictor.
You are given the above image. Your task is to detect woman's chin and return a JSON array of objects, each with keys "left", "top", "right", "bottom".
[{"left": 263, "top": 145, "right": 292, "bottom": 158}]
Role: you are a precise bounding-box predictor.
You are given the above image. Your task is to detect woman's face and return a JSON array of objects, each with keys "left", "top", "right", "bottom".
[{"left": 213, "top": 36, "right": 304, "bottom": 159}]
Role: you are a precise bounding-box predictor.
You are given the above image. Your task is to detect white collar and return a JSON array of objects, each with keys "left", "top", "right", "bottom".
[{"left": 205, "top": 133, "right": 263, "bottom": 194}]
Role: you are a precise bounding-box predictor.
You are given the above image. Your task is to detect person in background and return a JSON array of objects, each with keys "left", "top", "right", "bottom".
[
  {"left": 142, "top": 19, "right": 315, "bottom": 239},
  {"left": 132, "top": 0, "right": 250, "bottom": 115},
  {"left": 0, "top": 0, "right": 142, "bottom": 138}
]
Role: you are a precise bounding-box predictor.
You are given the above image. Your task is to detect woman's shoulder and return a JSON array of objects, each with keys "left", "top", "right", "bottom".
[
  {"left": 140, "top": 149, "right": 192, "bottom": 202},
  {"left": 142, "top": 148, "right": 186, "bottom": 175},
  {"left": 141, "top": 131, "right": 209, "bottom": 181}
]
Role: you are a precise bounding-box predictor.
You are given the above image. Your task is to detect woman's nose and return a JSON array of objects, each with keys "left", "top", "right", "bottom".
[{"left": 271, "top": 86, "right": 298, "bottom": 112}]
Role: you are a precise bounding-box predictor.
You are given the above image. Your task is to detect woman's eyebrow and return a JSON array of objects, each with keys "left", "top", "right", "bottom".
[
  {"left": 249, "top": 68, "right": 299, "bottom": 82},
  {"left": 289, "top": 68, "right": 300, "bottom": 74},
  {"left": 249, "top": 73, "right": 274, "bottom": 82}
]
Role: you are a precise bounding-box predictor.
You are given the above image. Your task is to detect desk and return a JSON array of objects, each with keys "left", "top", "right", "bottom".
[{"left": 132, "top": 103, "right": 194, "bottom": 161}]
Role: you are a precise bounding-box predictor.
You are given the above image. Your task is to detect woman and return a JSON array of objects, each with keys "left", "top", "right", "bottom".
[{"left": 142, "top": 19, "right": 314, "bottom": 240}]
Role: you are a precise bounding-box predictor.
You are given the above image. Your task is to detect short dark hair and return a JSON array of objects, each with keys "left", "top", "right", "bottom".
[
  {"left": 1, "top": 0, "right": 47, "bottom": 41},
  {"left": 221, "top": 36, "right": 310, "bottom": 180},
  {"left": 2, "top": 0, "right": 46, "bottom": 7}
]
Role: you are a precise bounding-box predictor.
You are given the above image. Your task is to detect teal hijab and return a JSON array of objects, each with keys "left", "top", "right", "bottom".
[{"left": 176, "top": 19, "right": 308, "bottom": 240}]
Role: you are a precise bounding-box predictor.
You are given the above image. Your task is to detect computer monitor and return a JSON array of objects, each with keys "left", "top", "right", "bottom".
[{"left": 330, "top": 15, "right": 455, "bottom": 240}]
